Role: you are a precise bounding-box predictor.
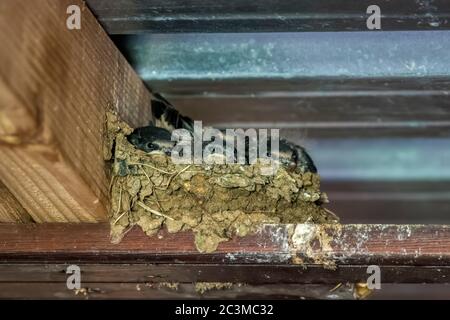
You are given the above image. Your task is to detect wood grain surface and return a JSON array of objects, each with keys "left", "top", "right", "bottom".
[{"left": 0, "top": 0, "right": 153, "bottom": 222}]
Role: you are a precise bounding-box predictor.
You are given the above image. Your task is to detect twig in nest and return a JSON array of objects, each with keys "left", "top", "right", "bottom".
[
  {"left": 329, "top": 283, "right": 342, "bottom": 293},
  {"left": 139, "top": 166, "right": 151, "bottom": 182},
  {"left": 324, "top": 208, "right": 339, "bottom": 221},
  {"left": 155, "top": 164, "right": 192, "bottom": 190},
  {"left": 113, "top": 210, "right": 128, "bottom": 225},
  {"left": 172, "top": 164, "right": 192, "bottom": 180},
  {"left": 128, "top": 162, "right": 174, "bottom": 175},
  {"left": 113, "top": 186, "right": 128, "bottom": 225},
  {"left": 109, "top": 175, "right": 117, "bottom": 193},
  {"left": 137, "top": 201, "right": 174, "bottom": 221},
  {"left": 245, "top": 210, "right": 277, "bottom": 214},
  {"left": 114, "top": 185, "right": 123, "bottom": 217},
  {"left": 152, "top": 187, "right": 165, "bottom": 213},
  {"left": 121, "top": 224, "right": 135, "bottom": 237}
]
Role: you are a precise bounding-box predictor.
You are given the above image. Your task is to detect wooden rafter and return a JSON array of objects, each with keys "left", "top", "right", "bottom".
[
  {"left": 1, "top": 223, "right": 449, "bottom": 279},
  {"left": 0, "top": 0, "right": 153, "bottom": 222},
  {"left": 0, "top": 222, "right": 449, "bottom": 298},
  {"left": 0, "top": 181, "right": 31, "bottom": 223}
]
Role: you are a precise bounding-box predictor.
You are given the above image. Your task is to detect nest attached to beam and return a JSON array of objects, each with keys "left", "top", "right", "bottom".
[{"left": 106, "top": 113, "right": 338, "bottom": 253}]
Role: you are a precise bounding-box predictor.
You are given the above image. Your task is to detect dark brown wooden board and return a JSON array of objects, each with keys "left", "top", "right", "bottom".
[
  {"left": 1, "top": 223, "right": 449, "bottom": 298},
  {"left": 1, "top": 223, "right": 449, "bottom": 265},
  {"left": 2, "top": 282, "right": 448, "bottom": 299},
  {"left": 1, "top": 223, "right": 449, "bottom": 267},
  {"left": 0, "top": 264, "right": 449, "bottom": 284},
  {"left": 0, "top": 282, "right": 356, "bottom": 300},
  {"left": 86, "top": 0, "right": 450, "bottom": 34}
]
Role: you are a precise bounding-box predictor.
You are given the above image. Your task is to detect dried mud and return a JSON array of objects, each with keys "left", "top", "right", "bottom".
[{"left": 106, "top": 113, "right": 338, "bottom": 253}]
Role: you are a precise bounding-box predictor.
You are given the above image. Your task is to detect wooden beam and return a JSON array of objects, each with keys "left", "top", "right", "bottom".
[
  {"left": 0, "top": 282, "right": 356, "bottom": 300},
  {"left": 0, "top": 224, "right": 450, "bottom": 283},
  {"left": 1, "top": 282, "right": 448, "bottom": 299},
  {"left": 0, "top": 263, "right": 449, "bottom": 284},
  {"left": 0, "top": 181, "right": 32, "bottom": 223},
  {"left": 1, "top": 223, "right": 449, "bottom": 298},
  {"left": 0, "top": 0, "right": 153, "bottom": 221},
  {"left": 0, "top": 77, "right": 37, "bottom": 144},
  {"left": 86, "top": 0, "right": 450, "bottom": 34},
  {"left": 0, "top": 146, "right": 105, "bottom": 222}
]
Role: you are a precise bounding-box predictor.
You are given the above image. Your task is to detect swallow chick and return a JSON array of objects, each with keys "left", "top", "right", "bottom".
[{"left": 128, "top": 93, "right": 317, "bottom": 174}]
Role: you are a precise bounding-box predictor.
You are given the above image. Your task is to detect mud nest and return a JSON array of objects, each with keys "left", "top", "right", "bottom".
[{"left": 106, "top": 113, "right": 338, "bottom": 253}]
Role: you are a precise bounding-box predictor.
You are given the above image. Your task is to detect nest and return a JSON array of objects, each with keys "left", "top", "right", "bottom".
[{"left": 106, "top": 113, "right": 338, "bottom": 253}]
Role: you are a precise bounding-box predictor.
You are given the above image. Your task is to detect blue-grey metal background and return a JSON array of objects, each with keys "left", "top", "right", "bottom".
[
  {"left": 110, "top": 31, "right": 450, "bottom": 223},
  {"left": 117, "top": 31, "right": 450, "bottom": 81}
]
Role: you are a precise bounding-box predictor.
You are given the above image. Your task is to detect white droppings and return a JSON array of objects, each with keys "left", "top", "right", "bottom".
[
  {"left": 225, "top": 253, "right": 237, "bottom": 261},
  {"left": 292, "top": 224, "right": 317, "bottom": 248}
]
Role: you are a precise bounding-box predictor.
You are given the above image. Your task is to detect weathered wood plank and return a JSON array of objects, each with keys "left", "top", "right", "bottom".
[
  {"left": 1, "top": 281, "right": 448, "bottom": 300},
  {"left": 0, "top": 282, "right": 355, "bottom": 300},
  {"left": 0, "top": 181, "right": 31, "bottom": 223},
  {"left": 86, "top": 0, "right": 450, "bottom": 34},
  {"left": 0, "top": 0, "right": 153, "bottom": 222},
  {"left": 0, "top": 223, "right": 449, "bottom": 266},
  {"left": 0, "top": 264, "right": 448, "bottom": 284},
  {"left": 0, "top": 77, "right": 37, "bottom": 144},
  {"left": 0, "top": 146, "right": 104, "bottom": 222},
  {"left": 0, "top": 223, "right": 448, "bottom": 298}
]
